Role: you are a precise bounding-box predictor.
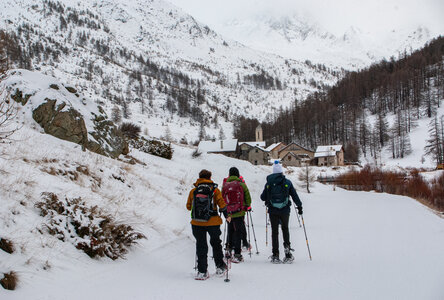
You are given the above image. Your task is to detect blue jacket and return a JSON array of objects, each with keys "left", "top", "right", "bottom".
[{"left": 260, "top": 173, "right": 302, "bottom": 215}]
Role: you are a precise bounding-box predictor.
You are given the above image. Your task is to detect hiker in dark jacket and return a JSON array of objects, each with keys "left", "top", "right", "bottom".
[
  {"left": 187, "top": 169, "right": 231, "bottom": 280},
  {"left": 260, "top": 161, "right": 303, "bottom": 263},
  {"left": 222, "top": 167, "right": 252, "bottom": 263}
]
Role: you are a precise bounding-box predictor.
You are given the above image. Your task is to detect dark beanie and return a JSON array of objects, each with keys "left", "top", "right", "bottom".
[{"left": 229, "top": 167, "right": 240, "bottom": 177}]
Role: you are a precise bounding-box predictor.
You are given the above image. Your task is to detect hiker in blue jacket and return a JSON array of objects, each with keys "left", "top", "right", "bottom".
[{"left": 261, "top": 161, "right": 303, "bottom": 263}]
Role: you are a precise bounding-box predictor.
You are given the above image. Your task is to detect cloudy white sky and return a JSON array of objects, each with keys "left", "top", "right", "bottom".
[{"left": 167, "top": 0, "right": 444, "bottom": 36}]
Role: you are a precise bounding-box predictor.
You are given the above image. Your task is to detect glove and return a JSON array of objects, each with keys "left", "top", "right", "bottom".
[
  {"left": 297, "top": 206, "right": 303, "bottom": 215},
  {"left": 245, "top": 206, "right": 252, "bottom": 212}
]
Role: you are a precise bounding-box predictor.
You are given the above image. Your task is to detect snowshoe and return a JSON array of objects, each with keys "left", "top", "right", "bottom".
[
  {"left": 270, "top": 255, "right": 281, "bottom": 264},
  {"left": 231, "top": 254, "right": 244, "bottom": 263},
  {"left": 215, "top": 264, "right": 228, "bottom": 276},
  {"left": 195, "top": 271, "right": 209, "bottom": 280},
  {"left": 282, "top": 255, "right": 294, "bottom": 264}
]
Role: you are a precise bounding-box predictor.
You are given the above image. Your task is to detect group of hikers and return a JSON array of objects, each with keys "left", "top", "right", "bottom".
[{"left": 186, "top": 161, "right": 303, "bottom": 280}]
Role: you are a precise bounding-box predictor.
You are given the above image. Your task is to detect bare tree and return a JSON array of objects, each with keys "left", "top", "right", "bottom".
[
  {"left": 297, "top": 165, "right": 316, "bottom": 193},
  {"left": 0, "top": 86, "right": 20, "bottom": 141},
  {"left": 0, "top": 38, "right": 20, "bottom": 140},
  {"left": 111, "top": 105, "right": 122, "bottom": 124},
  {"left": 163, "top": 126, "right": 172, "bottom": 142},
  {"left": 424, "top": 115, "right": 443, "bottom": 165},
  {"left": 218, "top": 126, "right": 226, "bottom": 140}
]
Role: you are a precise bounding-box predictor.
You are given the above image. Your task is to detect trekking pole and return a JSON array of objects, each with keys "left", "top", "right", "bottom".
[
  {"left": 292, "top": 203, "right": 312, "bottom": 260},
  {"left": 301, "top": 215, "right": 312, "bottom": 260},
  {"left": 224, "top": 219, "right": 230, "bottom": 283},
  {"left": 225, "top": 255, "right": 230, "bottom": 283},
  {"left": 295, "top": 208, "right": 302, "bottom": 227},
  {"left": 249, "top": 211, "right": 260, "bottom": 255},
  {"left": 265, "top": 207, "right": 268, "bottom": 247},
  {"left": 246, "top": 212, "right": 252, "bottom": 258},
  {"left": 223, "top": 215, "right": 227, "bottom": 251},
  {"left": 194, "top": 252, "right": 197, "bottom": 271},
  {"left": 293, "top": 204, "right": 312, "bottom": 261}
]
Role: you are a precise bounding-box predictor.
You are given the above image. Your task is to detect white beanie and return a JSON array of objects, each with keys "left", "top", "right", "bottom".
[{"left": 272, "top": 161, "right": 283, "bottom": 174}]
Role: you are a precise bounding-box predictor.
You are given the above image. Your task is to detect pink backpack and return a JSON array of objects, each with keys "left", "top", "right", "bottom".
[{"left": 222, "top": 181, "right": 245, "bottom": 214}]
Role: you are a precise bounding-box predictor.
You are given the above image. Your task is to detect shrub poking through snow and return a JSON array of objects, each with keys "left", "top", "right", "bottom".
[
  {"left": 0, "top": 238, "right": 14, "bottom": 254},
  {"left": 35, "top": 192, "right": 145, "bottom": 260},
  {"left": 336, "top": 166, "right": 444, "bottom": 212},
  {"left": 0, "top": 271, "right": 17, "bottom": 290},
  {"left": 129, "top": 137, "right": 173, "bottom": 159},
  {"left": 191, "top": 149, "right": 201, "bottom": 158},
  {"left": 119, "top": 122, "right": 141, "bottom": 140}
]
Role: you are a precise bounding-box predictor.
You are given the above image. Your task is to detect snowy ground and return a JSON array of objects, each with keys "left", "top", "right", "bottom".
[{"left": 1, "top": 127, "right": 444, "bottom": 300}]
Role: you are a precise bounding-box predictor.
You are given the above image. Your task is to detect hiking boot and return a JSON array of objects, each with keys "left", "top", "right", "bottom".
[
  {"left": 283, "top": 247, "right": 294, "bottom": 263},
  {"left": 242, "top": 243, "right": 252, "bottom": 252},
  {"left": 215, "top": 264, "right": 227, "bottom": 276},
  {"left": 195, "top": 271, "right": 209, "bottom": 280},
  {"left": 231, "top": 254, "right": 244, "bottom": 263},
  {"left": 270, "top": 255, "right": 281, "bottom": 264}
]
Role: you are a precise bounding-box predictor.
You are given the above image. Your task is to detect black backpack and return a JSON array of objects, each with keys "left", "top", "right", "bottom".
[
  {"left": 266, "top": 177, "right": 289, "bottom": 209},
  {"left": 192, "top": 183, "right": 218, "bottom": 222}
]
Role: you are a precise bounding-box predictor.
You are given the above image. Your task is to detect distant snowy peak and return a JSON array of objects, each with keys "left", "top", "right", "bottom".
[{"left": 217, "top": 14, "right": 434, "bottom": 70}]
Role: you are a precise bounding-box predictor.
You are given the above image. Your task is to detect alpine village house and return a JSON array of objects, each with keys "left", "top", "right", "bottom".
[{"left": 198, "top": 126, "right": 344, "bottom": 167}]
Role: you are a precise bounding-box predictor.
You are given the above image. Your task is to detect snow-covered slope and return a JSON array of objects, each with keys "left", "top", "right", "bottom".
[
  {"left": 0, "top": 0, "right": 340, "bottom": 144},
  {"left": 1, "top": 123, "right": 444, "bottom": 299},
  {"left": 210, "top": 13, "right": 436, "bottom": 70}
]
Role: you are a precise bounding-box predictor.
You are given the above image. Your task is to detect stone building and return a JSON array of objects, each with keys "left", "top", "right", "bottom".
[
  {"left": 280, "top": 152, "right": 311, "bottom": 167},
  {"left": 266, "top": 142, "right": 287, "bottom": 160},
  {"left": 314, "top": 145, "right": 344, "bottom": 166},
  {"left": 278, "top": 142, "right": 314, "bottom": 160}
]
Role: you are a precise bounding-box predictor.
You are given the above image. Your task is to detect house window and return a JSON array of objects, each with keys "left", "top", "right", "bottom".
[
  {"left": 254, "top": 160, "right": 258, "bottom": 165},
  {"left": 255, "top": 149, "right": 258, "bottom": 153},
  {"left": 288, "top": 155, "right": 291, "bottom": 161}
]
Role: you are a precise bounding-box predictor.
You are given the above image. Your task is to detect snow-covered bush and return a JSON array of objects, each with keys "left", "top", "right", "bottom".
[
  {"left": 0, "top": 271, "right": 17, "bottom": 290},
  {"left": 129, "top": 137, "right": 173, "bottom": 159},
  {"left": 35, "top": 192, "right": 145, "bottom": 260},
  {"left": 0, "top": 238, "right": 14, "bottom": 254},
  {"left": 119, "top": 122, "right": 141, "bottom": 140}
]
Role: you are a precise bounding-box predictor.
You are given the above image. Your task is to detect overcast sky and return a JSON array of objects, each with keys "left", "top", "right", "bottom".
[{"left": 167, "top": 0, "right": 444, "bottom": 36}]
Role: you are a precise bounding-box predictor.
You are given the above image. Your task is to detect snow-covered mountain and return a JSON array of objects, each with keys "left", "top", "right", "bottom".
[
  {"left": 214, "top": 13, "right": 435, "bottom": 70},
  {"left": 0, "top": 0, "right": 340, "bottom": 142}
]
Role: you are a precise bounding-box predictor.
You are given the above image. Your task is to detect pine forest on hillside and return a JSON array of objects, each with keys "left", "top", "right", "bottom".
[{"left": 235, "top": 37, "right": 444, "bottom": 164}]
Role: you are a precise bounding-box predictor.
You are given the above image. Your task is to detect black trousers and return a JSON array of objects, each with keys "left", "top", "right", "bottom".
[
  {"left": 226, "top": 216, "right": 249, "bottom": 250},
  {"left": 192, "top": 225, "right": 225, "bottom": 273},
  {"left": 226, "top": 216, "right": 247, "bottom": 254},
  {"left": 269, "top": 213, "right": 290, "bottom": 256}
]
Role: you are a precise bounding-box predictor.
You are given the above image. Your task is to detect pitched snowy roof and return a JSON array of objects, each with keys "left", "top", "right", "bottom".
[
  {"left": 315, "top": 145, "right": 343, "bottom": 152},
  {"left": 265, "top": 142, "right": 283, "bottom": 151},
  {"left": 239, "top": 141, "right": 266, "bottom": 148},
  {"left": 279, "top": 142, "right": 314, "bottom": 153},
  {"left": 198, "top": 139, "right": 238, "bottom": 153},
  {"left": 253, "top": 145, "right": 269, "bottom": 152},
  {"left": 314, "top": 151, "right": 336, "bottom": 158},
  {"left": 314, "top": 145, "right": 343, "bottom": 158}
]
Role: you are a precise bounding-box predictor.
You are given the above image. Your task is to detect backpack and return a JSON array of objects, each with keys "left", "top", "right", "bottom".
[
  {"left": 222, "top": 180, "right": 244, "bottom": 214},
  {"left": 266, "top": 178, "right": 289, "bottom": 209},
  {"left": 192, "top": 183, "right": 218, "bottom": 222}
]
